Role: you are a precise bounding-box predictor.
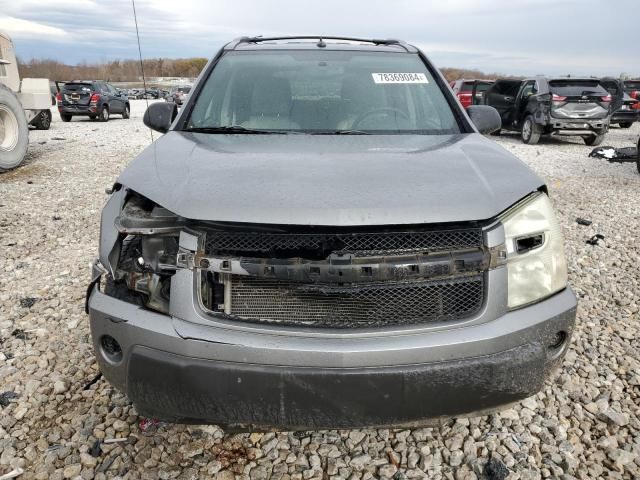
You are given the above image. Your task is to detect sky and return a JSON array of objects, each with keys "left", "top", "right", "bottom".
[{"left": 0, "top": 0, "right": 638, "bottom": 77}]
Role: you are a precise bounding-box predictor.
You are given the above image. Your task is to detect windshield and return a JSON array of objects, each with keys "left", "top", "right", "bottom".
[{"left": 186, "top": 50, "right": 460, "bottom": 134}]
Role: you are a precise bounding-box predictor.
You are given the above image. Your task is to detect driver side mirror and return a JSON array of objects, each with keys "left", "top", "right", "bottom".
[
  {"left": 143, "top": 102, "right": 178, "bottom": 133},
  {"left": 467, "top": 105, "right": 502, "bottom": 134}
]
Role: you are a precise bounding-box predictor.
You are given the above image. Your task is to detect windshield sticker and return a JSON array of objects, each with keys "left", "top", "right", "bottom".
[{"left": 372, "top": 73, "right": 428, "bottom": 84}]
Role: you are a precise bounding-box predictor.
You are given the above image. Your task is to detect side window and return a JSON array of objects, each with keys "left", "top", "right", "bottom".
[{"left": 521, "top": 81, "right": 535, "bottom": 98}]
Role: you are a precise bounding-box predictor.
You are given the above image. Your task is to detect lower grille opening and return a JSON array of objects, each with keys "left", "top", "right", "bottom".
[{"left": 203, "top": 274, "right": 485, "bottom": 328}]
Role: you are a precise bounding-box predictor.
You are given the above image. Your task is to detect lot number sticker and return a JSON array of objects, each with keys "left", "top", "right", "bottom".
[{"left": 372, "top": 73, "right": 428, "bottom": 84}]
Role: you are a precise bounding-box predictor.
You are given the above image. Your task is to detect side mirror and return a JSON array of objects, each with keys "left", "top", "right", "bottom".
[
  {"left": 143, "top": 102, "right": 178, "bottom": 133},
  {"left": 467, "top": 105, "right": 502, "bottom": 134}
]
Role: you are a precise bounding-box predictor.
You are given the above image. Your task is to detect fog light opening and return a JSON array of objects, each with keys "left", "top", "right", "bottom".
[
  {"left": 548, "top": 331, "right": 567, "bottom": 351},
  {"left": 101, "top": 335, "right": 123, "bottom": 363}
]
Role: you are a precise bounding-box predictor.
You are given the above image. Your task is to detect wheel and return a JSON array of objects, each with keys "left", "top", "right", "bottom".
[
  {"left": 89, "top": 114, "right": 97, "bottom": 120},
  {"left": 0, "top": 84, "right": 29, "bottom": 171},
  {"left": 31, "top": 110, "right": 52, "bottom": 130},
  {"left": 619, "top": 122, "right": 633, "bottom": 129},
  {"left": 122, "top": 104, "right": 130, "bottom": 119},
  {"left": 521, "top": 115, "right": 540, "bottom": 144},
  {"left": 584, "top": 132, "right": 606, "bottom": 146},
  {"left": 61, "top": 114, "right": 72, "bottom": 122},
  {"left": 99, "top": 105, "right": 109, "bottom": 122}
]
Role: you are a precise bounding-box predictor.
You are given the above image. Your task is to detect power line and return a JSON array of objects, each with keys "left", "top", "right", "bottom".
[{"left": 131, "top": 0, "right": 153, "bottom": 142}]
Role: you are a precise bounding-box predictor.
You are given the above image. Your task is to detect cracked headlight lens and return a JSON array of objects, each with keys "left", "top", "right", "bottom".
[{"left": 503, "top": 193, "right": 568, "bottom": 309}]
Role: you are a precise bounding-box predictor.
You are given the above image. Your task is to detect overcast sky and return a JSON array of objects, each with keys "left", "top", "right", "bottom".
[{"left": 1, "top": 0, "right": 637, "bottom": 77}]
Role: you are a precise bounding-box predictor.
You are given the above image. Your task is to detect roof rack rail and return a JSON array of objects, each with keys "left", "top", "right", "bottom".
[{"left": 227, "top": 36, "right": 414, "bottom": 52}]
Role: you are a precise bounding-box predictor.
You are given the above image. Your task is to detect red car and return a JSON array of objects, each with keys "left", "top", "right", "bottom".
[{"left": 450, "top": 79, "right": 494, "bottom": 109}]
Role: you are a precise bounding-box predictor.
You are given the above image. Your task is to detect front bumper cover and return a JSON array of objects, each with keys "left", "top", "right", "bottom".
[{"left": 88, "top": 271, "right": 577, "bottom": 430}]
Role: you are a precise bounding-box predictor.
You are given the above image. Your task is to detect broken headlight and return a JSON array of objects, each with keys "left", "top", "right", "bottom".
[
  {"left": 502, "top": 193, "right": 568, "bottom": 309},
  {"left": 102, "top": 192, "right": 183, "bottom": 315}
]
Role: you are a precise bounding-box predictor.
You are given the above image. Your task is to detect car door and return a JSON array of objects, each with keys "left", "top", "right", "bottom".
[
  {"left": 105, "top": 83, "right": 123, "bottom": 113},
  {"left": 484, "top": 80, "right": 521, "bottom": 128}
]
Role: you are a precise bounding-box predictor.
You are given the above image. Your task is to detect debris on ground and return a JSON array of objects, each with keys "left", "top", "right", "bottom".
[
  {"left": 19, "top": 297, "right": 37, "bottom": 308},
  {"left": 589, "top": 146, "right": 638, "bottom": 162},
  {"left": 88, "top": 440, "right": 102, "bottom": 458},
  {"left": 0, "top": 391, "right": 19, "bottom": 407},
  {"left": 138, "top": 417, "right": 167, "bottom": 435},
  {"left": 576, "top": 217, "right": 592, "bottom": 226},
  {"left": 10, "top": 329, "right": 29, "bottom": 340},
  {"left": 586, "top": 234, "right": 605, "bottom": 246},
  {"left": 484, "top": 457, "right": 509, "bottom": 480},
  {"left": 103, "top": 437, "right": 130, "bottom": 444},
  {"left": 83, "top": 372, "right": 103, "bottom": 390},
  {"left": 0, "top": 467, "right": 24, "bottom": 480}
]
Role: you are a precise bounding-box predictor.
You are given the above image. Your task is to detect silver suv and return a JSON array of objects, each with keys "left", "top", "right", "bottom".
[{"left": 87, "top": 36, "right": 576, "bottom": 430}]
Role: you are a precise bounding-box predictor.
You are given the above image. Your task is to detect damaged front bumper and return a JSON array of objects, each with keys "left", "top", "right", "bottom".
[{"left": 87, "top": 258, "right": 576, "bottom": 430}]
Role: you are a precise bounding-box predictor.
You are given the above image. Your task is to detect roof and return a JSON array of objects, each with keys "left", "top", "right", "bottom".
[{"left": 225, "top": 36, "right": 417, "bottom": 53}]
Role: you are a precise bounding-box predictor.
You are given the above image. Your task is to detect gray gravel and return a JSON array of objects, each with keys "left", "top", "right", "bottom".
[{"left": 1, "top": 101, "right": 640, "bottom": 479}]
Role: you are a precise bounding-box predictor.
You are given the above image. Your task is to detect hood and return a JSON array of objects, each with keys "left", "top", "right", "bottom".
[{"left": 117, "top": 132, "right": 543, "bottom": 226}]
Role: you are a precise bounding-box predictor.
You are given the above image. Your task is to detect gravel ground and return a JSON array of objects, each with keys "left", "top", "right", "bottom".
[{"left": 1, "top": 100, "right": 640, "bottom": 480}]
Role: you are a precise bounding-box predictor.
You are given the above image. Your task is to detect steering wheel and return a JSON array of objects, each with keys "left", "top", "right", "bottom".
[{"left": 351, "top": 107, "right": 410, "bottom": 129}]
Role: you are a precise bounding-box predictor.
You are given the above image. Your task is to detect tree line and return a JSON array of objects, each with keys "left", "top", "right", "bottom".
[
  {"left": 18, "top": 57, "right": 509, "bottom": 83},
  {"left": 18, "top": 57, "right": 208, "bottom": 82}
]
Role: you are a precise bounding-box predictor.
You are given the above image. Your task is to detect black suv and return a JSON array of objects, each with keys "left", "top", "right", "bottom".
[
  {"left": 484, "top": 77, "right": 623, "bottom": 145},
  {"left": 57, "top": 81, "right": 130, "bottom": 122}
]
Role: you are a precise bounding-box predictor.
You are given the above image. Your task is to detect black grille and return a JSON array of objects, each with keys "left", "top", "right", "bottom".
[
  {"left": 205, "top": 228, "right": 482, "bottom": 256},
  {"left": 226, "top": 274, "right": 484, "bottom": 328}
]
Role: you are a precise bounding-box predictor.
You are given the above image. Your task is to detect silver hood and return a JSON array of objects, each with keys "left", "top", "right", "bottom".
[{"left": 117, "top": 132, "right": 544, "bottom": 226}]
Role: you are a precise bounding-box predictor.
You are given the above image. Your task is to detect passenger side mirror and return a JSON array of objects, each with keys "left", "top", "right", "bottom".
[
  {"left": 143, "top": 102, "right": 178, "bottom": 133},
  {"left": 467, "top": 105, "right": 502, "bottom": 134}
]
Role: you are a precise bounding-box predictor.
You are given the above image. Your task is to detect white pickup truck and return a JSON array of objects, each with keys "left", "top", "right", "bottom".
[{"left": 0, "top": 31, "right": 53, "bottom": 171}]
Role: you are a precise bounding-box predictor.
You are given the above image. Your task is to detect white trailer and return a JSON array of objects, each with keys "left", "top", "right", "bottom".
[{"left": 0, "top": 31, "right": 53, "bottom": 171}]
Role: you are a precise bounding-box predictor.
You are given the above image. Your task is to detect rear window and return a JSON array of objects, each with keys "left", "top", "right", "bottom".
[
  {"left": 549, "top": 80, "right": 607, "bottom": 96},
  {"left": 459, "top": 81, "right": 493, "bottom": 93},
  {"left": 64, "top": 83, "right": 94, "bottom": 92}
]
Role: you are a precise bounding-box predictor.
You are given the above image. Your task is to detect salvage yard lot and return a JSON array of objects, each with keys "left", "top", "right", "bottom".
[{"left": 1, "top": 100, "right": 640, "bottom": 479}]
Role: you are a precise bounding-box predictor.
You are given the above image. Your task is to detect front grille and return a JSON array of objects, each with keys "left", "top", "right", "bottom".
[
  {"left": 226, "top": 274, "right": 484, "bottom": 328},
  {"left": 205, "top": 228, "right": 482, "bottom": 257}
]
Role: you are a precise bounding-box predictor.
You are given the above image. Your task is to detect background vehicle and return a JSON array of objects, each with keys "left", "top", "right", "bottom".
[
  {"left": 0, "top": 31, "right": 52, "bottom": 170},
  {"left": 610, "top": 93, "right": 639, "bottom": 128},
  {"left": 56, "top": 80, "right": 130, "bottom": 122},
  {"left": 484, "top": 76, "right": 622, "bottom": 145},
  {"left": 167, "top": 85, "right": 192, "bottom": 105},
  {"left": 624, "top": 80, "right": 640, "bottom": 99},
  {"left": 450, "top": 79, "right": 494, "bottom": 109}
]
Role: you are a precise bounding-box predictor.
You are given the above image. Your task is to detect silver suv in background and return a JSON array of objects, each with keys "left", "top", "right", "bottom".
[
  {"left": 87, "top": 36, "right": 576, "bottom": 430},
  {"left": 167, "top": 85, "right": 192, "bottom": 105}
]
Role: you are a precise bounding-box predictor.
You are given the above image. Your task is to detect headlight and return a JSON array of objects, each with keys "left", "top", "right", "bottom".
[{"left": 502, "top": 193, "right": 568, "bottom": 309}]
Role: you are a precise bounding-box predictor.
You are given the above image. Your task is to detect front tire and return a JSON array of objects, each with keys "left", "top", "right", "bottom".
[
  {"left": 61, "top": 114, "right": 72, "bottom": 122},
  {"left": 521, "top": 115, "right": 541, "bottom": 144},
  {"left": 122, "top": 104, "right": 130, "bottom": 119},
  {"left": 0, "top": 84, "right": 29, "bottom": 171},
  {"left": 31, "top": 110, "right": 52, "bottom": 130},
  {"left": 99, "top": 106, "right": 109, "bottom": 122},
  {"left": 584, "top": 132, "right": 606, "bottom": 146},
  {"left": 619, "top": 122, "right": 633, "bottom": 129}
]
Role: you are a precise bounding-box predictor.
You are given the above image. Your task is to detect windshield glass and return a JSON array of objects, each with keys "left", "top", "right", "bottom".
[{"left": 186, "top": 50, "right": 460, "bottom": 134}]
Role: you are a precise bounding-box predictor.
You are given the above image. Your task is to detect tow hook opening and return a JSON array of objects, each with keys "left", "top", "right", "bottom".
[{"left": 101, "top": 335, "right": 123, "bottom": 363}]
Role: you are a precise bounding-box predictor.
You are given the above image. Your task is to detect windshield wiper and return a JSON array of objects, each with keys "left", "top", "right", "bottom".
[
  {"left": 184, "top": 126, "right": 286, "bottom": 134},
  {"left": 312, "top": 129, "right": 371, "bottom": 135}
]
